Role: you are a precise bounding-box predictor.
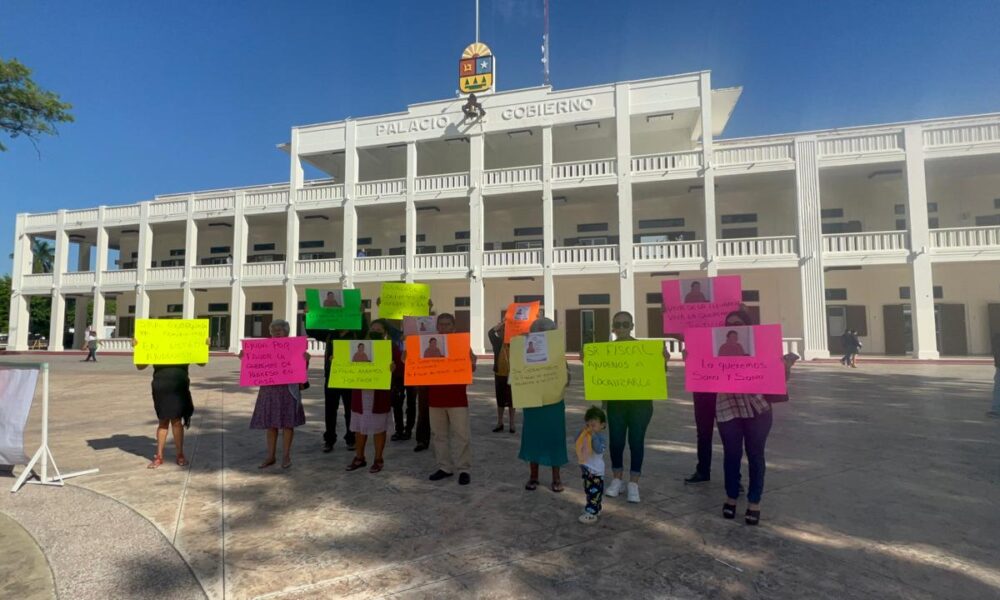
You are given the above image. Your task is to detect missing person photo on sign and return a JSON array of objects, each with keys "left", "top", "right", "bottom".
[
  {"left": 420, "top": 335, "right": 448, "bottom": 359},
  {"left": 524, "top": 332, "right": 549, "bottom": 364},
  {"left": 320, "top": 289, "right": 344, "bottom": 308},
  {"left": 351, "top": 341, "right": 372, "bottom": 363},
  {"left": 713, "top": 325, "right": 755, "bottom": 358},
  {"left": 682, "top": 278, "right": 713, "bottom": 304}
]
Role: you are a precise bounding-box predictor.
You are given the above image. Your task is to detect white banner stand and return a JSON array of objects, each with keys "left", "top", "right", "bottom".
[{"left": 5, "top": 363, "right": 99, "bottom": 493}]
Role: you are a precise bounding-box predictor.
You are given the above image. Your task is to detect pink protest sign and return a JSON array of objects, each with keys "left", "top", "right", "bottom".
[
  {"left": 661, "top": 275, "right": 743, "bottom": 334},
  {"left": 683, "top": 324, "right": 787, "bottom": 394},
  {"left": 239, "top": 336, "right": 309, "bottom": 387}
]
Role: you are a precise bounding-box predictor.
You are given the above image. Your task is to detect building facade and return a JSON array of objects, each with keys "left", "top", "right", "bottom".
[{"left": 8, "top": 70, "right": 1000, "bottom": 358}]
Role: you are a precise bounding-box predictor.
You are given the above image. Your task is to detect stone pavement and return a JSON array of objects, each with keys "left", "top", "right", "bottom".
[{"left": 1, "top": 355, "right": 998, "bottom": 599}]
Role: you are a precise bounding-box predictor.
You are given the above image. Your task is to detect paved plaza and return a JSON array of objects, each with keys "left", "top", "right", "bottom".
[{"left": 1, "top": 354, "right": 998, "bottom": 599}]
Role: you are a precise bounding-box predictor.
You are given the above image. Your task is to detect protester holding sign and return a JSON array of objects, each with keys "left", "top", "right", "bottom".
[
  {"left": 517, "top": 318, "right": 569, "bottom": 493},
  {"left": 346, "top": 320, "right": 399, "bottom": 474},
  {"left": 244, "top": 320, "right": 310, "bottom": 470},
  {"left": 306, "top": 325, "right": 360, "bottom": 453},
  {"left": 424, "top": 313, "right": 476, "bottom": 486},
  {"left": 133, "top": 335, "right": 209, "bottom": 469},
  {"left": 488, "top": 320, "right": 515, "bottom": 434}
]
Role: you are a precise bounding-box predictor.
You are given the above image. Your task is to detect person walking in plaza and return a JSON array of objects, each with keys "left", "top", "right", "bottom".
[
  {"left": 604, "top": 311, "right": 656, "bottom": 504},
  {"left": 82, "top": 327, "right": 99, "bottom": 362},
  {"left": 989, "top": 333, "right": 1000, "bottom": 418},
  {"left": 848, "top": 330, "right": 862, "bottom": 368},
  {"left": 245, "top": 319, "right": 310, "bottom": 469},
  {"left": 715, "top": 308, "right": 795, "bottom": 525},
  {"left": 576, "top": 405, "right": 607, "bottom": 524},
  {"left": 133, "top": 338, "right": 207, "bottom": 469},
  {"left": 488, "top": 320, "right": 516, "bottom": 433},
  {"left": 346, "top": 319, "right": 398, "bottom": 473},
  {"left": 840, "top": 329, "right": 853, "bottom": 366},
  {"left": 426, "top": 312, "right": 476, "bottom": 485},
  {"left": 305, "top": 322, "right": 358, "bottom": 453},
  {"left": 518, "top": 317, "right": 569, "bottom": 493}
]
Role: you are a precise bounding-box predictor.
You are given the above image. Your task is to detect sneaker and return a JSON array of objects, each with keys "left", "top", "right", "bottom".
[
  {"left": 578, "top": 512, "right": 598, "bottom": 525},
  {"left": 390, "top": 432, "right": 404, "bottom": 441},
  {"left": 627, "top": 482, "right": 640, "bottom": 503},
  {"left": 429, "top": 469, "right": 453, "bottom": 481},
  {"left": 322, "top": 442, "right": 334, "bottom": 453},
  {"left": 458, "top": 473, "right": 471, "bottom": 485},
  {"left": 684, "top": 472, "right": 710, "bottom": 484},
  {"left": 414, "top": 443, "right": 429, "bottom": 452},
  {"left": 606, "top": 478, "right": 624, "bottom": 498}
]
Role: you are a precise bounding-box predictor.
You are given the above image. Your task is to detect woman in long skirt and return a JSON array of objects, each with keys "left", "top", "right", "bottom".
[
  {"left": 346, "top": 319, "right": 399, "bottom": 473},
  {"left": 518, "top": 317, "right": 569, "bottom": 492}
]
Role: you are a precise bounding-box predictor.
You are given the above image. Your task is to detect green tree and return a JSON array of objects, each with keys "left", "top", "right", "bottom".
[
  {"left": 0, "top": 58, "right": 73, "bottom": 151},
  {"left": 0, "top": 274, "right": 10, "bottom": 329},
  {"left": 31, "top": 238, "right": 54, "bottom": 273}
]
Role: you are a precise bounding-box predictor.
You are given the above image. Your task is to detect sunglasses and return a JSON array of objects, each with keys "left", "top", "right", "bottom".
[{"left": 612, "top": 321, "right": 632, "bottom": 328}]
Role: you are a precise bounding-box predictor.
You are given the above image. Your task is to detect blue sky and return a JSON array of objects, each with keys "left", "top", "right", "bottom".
[{"left": 3, "top": 0, "right": 1000, "bottom": 274}]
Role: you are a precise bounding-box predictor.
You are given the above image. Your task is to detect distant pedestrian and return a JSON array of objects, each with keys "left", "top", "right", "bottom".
[
  {"left": 576, "top": 405, "right": 607, "bottom": 524},
  {"left": 989, "top": 333, "right": 1000, "bottom": 418},
  {"left": 83, "top": 327, "right": 99, "bottom": 362}
]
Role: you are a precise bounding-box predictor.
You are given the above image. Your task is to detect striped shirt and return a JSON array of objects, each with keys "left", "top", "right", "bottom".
[{"left": 716, "top": 393, "right": 770, "bottom": 423}]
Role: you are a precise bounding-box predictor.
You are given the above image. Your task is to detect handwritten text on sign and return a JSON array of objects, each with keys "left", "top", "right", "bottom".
[
  {"left": 404, "top": 333, "right": 473, "bottom": 386},
  {"left": 661, "top": 275, "right": 742, "bottom": 334},
  {"left": 328, "top": 340, "right": 393, "bottom": 390},
  {"left": 583, "top": 340, "right": 668, "bottom": 401},
  {"left": 683, "top": 324, "right": 786, "bottom": 394},
  {"left": 134, "top": 319, "right": 209, "bottom": 365},
  {"left": 379, "top": 282, "right": 431, "bottom": 320},
  {"left": 239, "top": 337, "right": 308, "bottom": 387},
  {"left": 509, "top": 329, "right": 567, "bottom": 408}
]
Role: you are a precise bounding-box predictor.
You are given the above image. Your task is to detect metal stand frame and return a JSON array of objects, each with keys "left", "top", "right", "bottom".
[{"left": 7, "top": 363, "right": 99, "bottom": 493}]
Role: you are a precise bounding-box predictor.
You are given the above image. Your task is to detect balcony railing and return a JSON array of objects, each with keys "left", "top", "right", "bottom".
[
  {"left": 299, "top": 183, "right": 345, "bottom": 203},
  {"left": 822, "top": 231, "right": 908, "bottom": 253},
  {"left": 101, "top": 270, "right": 137, "bottom": 286},
  {"left": 147, "top": 266, "right": 184, "bottom": 283},
  {"left": 630, "top": 151, "right": 701, "bottom": 174},
  {"left": 295, "top": 258, "right": 343, "bottom": 277},
  {"left": 20, "top": 273, "right": 53, "bottom": 289},
  {"left": 191, "top": 264, "right": 232, "bottom": 280},
  {"left": 483, "top": 248, "right": 542, "bottom": 268},
  {"left": 149, "top": 200, "right": 186, "bottom": 217},
  {"left": 355, "top": 256, "right": 404, "bottom": 273},
  {"left": 717, "top": 236, "right": 798, "bottom": 258},
  {"left": 414, "top": 173, "right": 469, "bottom": 193},
  {"left": 552, "top": 158, "right": 616, "bottom": 180},
  {"left": 924, "top": 123, "right": 1000, "bottom": 148},
  {"left": 104, "top": 205, "right": 140, "bottom": 221},
  {"left": 633, "top": 240, "right": 704, "bottom": 261},
  {"left": 62, "top": 271, "right": 95, "bottom": 288},
  {"left": 242, "top": 261, "right": 286, "bottom": 279},
  {"left": 25, "top": 212, "right": 58, "bottom": 229},
  {"left": 483, "top": 166, "right": 542, "bottom": 186},
  {"left": 554, "top": 245, "right": 618, "bottom": 264},
  {"left": 245, "top": 189, "right": 289, "bottom": 207},
  {"left": 193, "top": 195, "right": 235, "bottom": 212},
  {"left": 819, "top": 132, "right": 903, "bottom": 157},
  {"left": 65, "top": 208, "right": 99, "bottom": 225},
  {"left": 412, "top": 252, "right": 469, "bottom": 271},
  {"left": 356, "top": 178, "right": 405, "bottom": 198},
  {"left": 715, "top": 142, "right": 794, "bottom": 167},
  {"left": 929, "top": 225, "right": 1000, "bottom": 249}
]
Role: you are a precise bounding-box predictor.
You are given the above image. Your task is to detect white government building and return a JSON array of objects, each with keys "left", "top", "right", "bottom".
[{"left": 7, "top": 69, "right": 1000, "bottom": 359}]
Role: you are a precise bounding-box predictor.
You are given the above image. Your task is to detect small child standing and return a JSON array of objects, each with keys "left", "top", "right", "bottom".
[{"left": 575, "top": 406, "right": 607, "bottom": 524}]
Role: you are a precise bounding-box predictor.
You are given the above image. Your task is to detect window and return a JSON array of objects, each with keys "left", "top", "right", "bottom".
[
  {"left": 515, "top": 240, "right": 543, "bottom": 249},
  {"left": 443, "top": 243, "right": 470, "bottom": 252},
  {"left": 210, "top": 246, "right": 230, "bottom": 254},
  {"left": 721, "top": 227, "right": 757, "bottom": 239},
  {"left": 742, "top": 290, "right": 760, "bottom": 302},
  {"left": 927, "top": 203, "right": 938, "bottom": 213},
  {"left": 899, "top": 287, "right": 911, "bottom": 300},
  {"left": 646, "top": 293, "right": 663, "bottom": 304},
  {"left": 928, "top": 217, "right": 939, "bottom": 228},
  {"left": 388, "top": 247, "right": 405, "bottom": 255},
  {"left": 514, "top": 227, "right": 543, "bottom": 237},
  {"left": 131, "top": 252, "right": 138, "bottom": 258},
  {"left": 577, "top": 223, "right": 609, "bottom": 233},
  {"left": 400, "top": 234, "right": 426, "bottom": 242},
  {"left": 128, "top": 305, "right": 135, "bottom": 314},
  {"left": 721, "top": 213, "right": 757, "bottom": 224},
  {"left": 638, "top": 218, "right": 684, "bottom": 229},
  {"left": 821, "top": 208, "right": 844, "bottom": 219},
  {"left": 894, "top": 204, "right": 906, "bottom": 215},
  {"left": 357, "top": 237, "right": 373, "bottom": 245},
  {"left": 822, "top": 221, "right": 864, "bottom": 234},
  {"left": 208, "top": 303, "right": 229, "bottom": 312},
  {"left": 995, "top": 198, "right": 1000, "bottom": 209},
  {"left": 364, "top": 248, "right": 383, "bottom": 256},
  {"left": 934, "top": 286, "right": 943, "bottom": 299},
  {"left": 169, "top": 249, "right": 185, "bottom": 256},
  {"left": 579, "top": 294, "right": 610, "bottom": 305},
  {"left": 250, "top": 302, "right": 273, "bottom": 312},
  {"left": 416, "top": 245, "right": 438, "bottom": 254},
  {"left": 514, "top": 295, "right": 543, "bottom": 304},
  {"left": 577, "top": 237, "right": 608, "bottom": 246},
  {"left": 975, "top": 215, "right": 1000, "bottom": 226},
  {"left": 253, "top": 243, "right": 275, "bottom": 251},
  {"left": 895, "top": 219, "right": 907, "bottom": 231},
  {"left": 361, "top": 299, "right": 372, "bottom": 309},
  {"left": 166, "top": 304, "right": 183, "bottom": 313},
  {"left": 297, "top": 301, "right": 306, "bottom": 310},
  {"left": 299, "top": 240, "right": 324, "bottom": 249},
  {"left": 825, "top": 288, "right": 848, "bottom": 301},
  {"left": 638, "top": 234, "right": 668, "bottom": 243},
  {"left": 455, "top": 296, "right": 471, "bottom": 307},
  {"left": 455, "top": 230, "right": 470, "bottom": 240}
]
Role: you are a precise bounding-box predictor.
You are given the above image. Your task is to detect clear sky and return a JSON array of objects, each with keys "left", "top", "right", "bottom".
[{"left": 3, "top": 0, "right": 1000, "bottom": 275}]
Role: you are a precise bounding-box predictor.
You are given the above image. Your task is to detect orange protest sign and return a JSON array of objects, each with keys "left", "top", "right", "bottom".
[
  {"left": 503, "top": 301, "right": 540, "bottom": 342},
  {"left": 404, "top": 333, "right": 473, "bottom": 386}
]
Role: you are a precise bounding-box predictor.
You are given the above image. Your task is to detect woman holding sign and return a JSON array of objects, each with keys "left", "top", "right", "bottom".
[
  {"left": 518, "top": 318, "right": 568, "bottom": 493},
  {"left": 346, "top": 319, "right": 399, "bottom": 473},
  {"left": 246, "top": 320, "right": 310, "bottom": 469}
]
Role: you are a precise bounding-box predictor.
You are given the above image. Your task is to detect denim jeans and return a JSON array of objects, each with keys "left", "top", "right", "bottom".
[
  {"left": 717, "top": 409, "right": 773, "bottom": 504},
  {"left": 608, "top": 401, "right": 653, "bottom": 476},
  {"left": 991, "top": 369, "right": 1000, "bottom": 413}
]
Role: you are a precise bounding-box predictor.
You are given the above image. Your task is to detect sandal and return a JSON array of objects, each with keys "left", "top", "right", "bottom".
[
  {"left": 346, "top": 457, "right": 367, "bottom": 471},
  {"left": 551, "top": 481, "right": 564, "bottom": 493},
  {"left": 492, "top": 424, "right": 504, "bottom": 433},
  {"left": 524, "top": 479, "right": 539, "bottom": 491},
  {"left": 723, "top": 502, "right": 737, "bottom": 519},
  {"left": 369, "top": 459, "right": 384, "bottom": 474},
  {"left": 147, "top": 455, "right": 163, "bottom": 469},
  {"left": 258, "top": 458, "right": 276, "bottom": 469},
  {"left": 745, "top": 509, "right": 761, "bottom": 526},
  {"left": 281, "top": 458, "right": 292, "bottom": 469},
  {"left": 176, "top": 454, "right": 188, "bottom": 467}
]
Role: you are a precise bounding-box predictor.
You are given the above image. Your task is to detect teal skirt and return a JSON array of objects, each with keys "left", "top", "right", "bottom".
[{"left": 518, "top": 400, "right": 568, "bottom": 467}]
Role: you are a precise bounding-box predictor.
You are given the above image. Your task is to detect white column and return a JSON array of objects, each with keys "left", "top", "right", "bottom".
[
  {"left": 284, "top": 282, "right": 298, "bottom": 333},
  {"left": 182, "top": 197, "right": 198, "bottom": 319},
  {"left": 49, "top": 211, "right": 69, "bottom": 351},
  {"left": 228, "top": 285, "right": 246, "bottom": 353},
  {"left": 699, "top": 72, "right": 718, "bottom": 276},
  {"left": 615, "top": 83, "right": 636, "bottom": 318},
  {"left": 286, "top": 128, "right": 302, "bottom": 326},
  {"left": 404, "top": 142, "right": 418, "bottom": 283},
  {"left": 904, "top": 125, "right": 939, "bottom": 359},
  {"left": 541, "top": 127, "right": 555, "bottom": 313},
  {"left": 228, "top": 192, "right": 248, "bottom": 353},
  {"left": 468, "top": 133, "right": 486, "bottom": 353},
  {"left": 8, "top": 214, "right": 33, "bottom": 350},
  {"left": 794, "top": 137, "right": 830, "bottom": 360},
  {"left": 92, "top": 291, "right": 105, "bottom": 337},
  {"left": 135, "top": 202, "right": 153, "bottom": 319},
  {"left": 92, "top": 207, "right": 108, "bottom": 336},
  {"left": 342, "top": 122, "right": 359, "bottom": 288}
]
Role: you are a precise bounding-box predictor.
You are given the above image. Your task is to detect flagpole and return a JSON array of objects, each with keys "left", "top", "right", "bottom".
[{"left": 475, "top": 0, "right": 480, "bottom": 43}]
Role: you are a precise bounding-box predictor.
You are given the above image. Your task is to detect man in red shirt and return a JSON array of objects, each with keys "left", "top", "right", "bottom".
[{"left": 427, "top": 313, "right": 476, "bottom": 485}]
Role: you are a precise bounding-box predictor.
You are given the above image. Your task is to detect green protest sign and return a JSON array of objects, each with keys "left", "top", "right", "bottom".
[
  {"left": 582, "top": 340, "right": 668, "bottom": 401},
  {"left": 305, "top": 288, "right": 363, "bottom": 330}
]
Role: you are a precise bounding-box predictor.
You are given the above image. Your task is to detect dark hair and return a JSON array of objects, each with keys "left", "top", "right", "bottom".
[
  {"left": 612, "top": 311, "right": 633, "bottom": 324},
  {"left": 584, "top": 406, "right": 606, "bottom": 424},
  {"left": 724, "top": 309, "right": 756, "bottom": 326},
  {"left": 437, "top": 312, "right": 455, "bottom": 323}
]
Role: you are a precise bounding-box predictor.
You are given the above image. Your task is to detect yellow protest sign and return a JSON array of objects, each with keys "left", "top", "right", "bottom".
[
  {"left": 379, "top": 283, "right": 430, "bottom": 319},
  {"left": 509, "top": 329, "right": 567, "bottom": 408},
  {"left": 328, "top": 340, "right": 393, "bottom": 390},
  {"left": 583, "top": 340, "right": 668, "bottom": 401},
  {"left": 134, "top": 319, "right": 209, "bottom": 365}
]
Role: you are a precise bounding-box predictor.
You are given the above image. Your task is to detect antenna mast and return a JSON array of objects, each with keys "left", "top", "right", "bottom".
[{"left": 542, "top": 0, "right": 550, "bottom": 86}]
